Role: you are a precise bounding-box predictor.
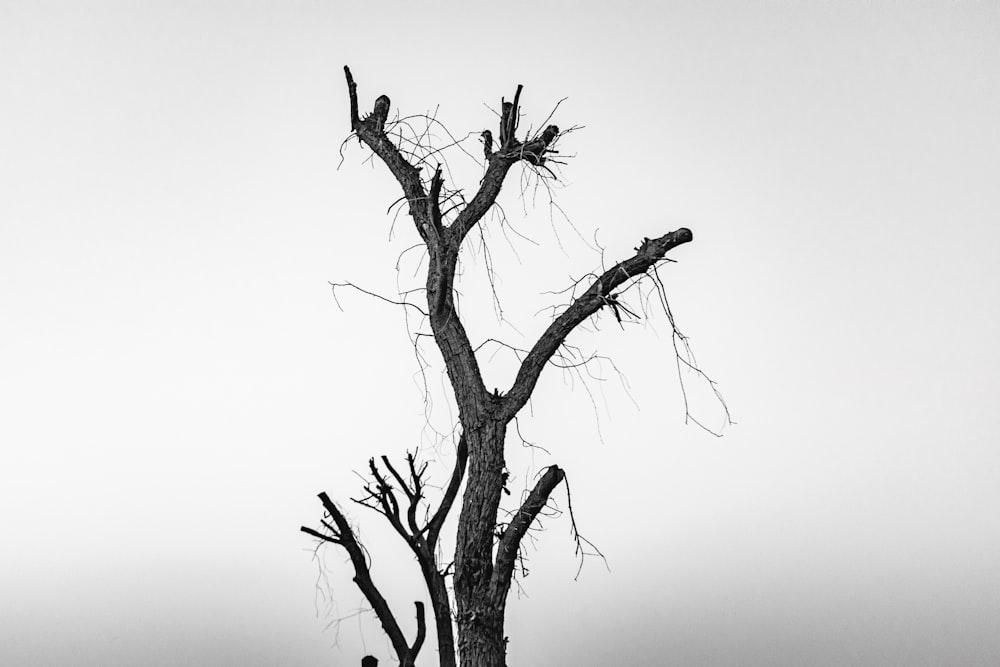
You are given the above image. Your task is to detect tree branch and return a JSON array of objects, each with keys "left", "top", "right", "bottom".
[
  {"left": 381, "top": 455, "right": 416, "bottom": 501},
  {"left": 501, "top": 227, "right": 693, "bottom": 422},
  {"left": 450, "top": 86, "right": 559, "bottom": 248},
  {"left": 351, "top": 450, "right": 463, "bottom": 667},
  {"left": 344, "top": 66, "right": 429, "bottom": 241},
  {"left": 448, "top": 154, "right": 517, "bottom": 247},
  {"left": 425, "top": 433, "right": 468, "bottom": 549},
  {"left": 309, "top": 492, "right": 411, "bottom": 661},
  {"left": 425, "top": 84, "right": 563, "bottom": 412},
  {"left": 427, "top": 267, "right": 491, "bottom": 420},
  {"left": 343, "top": 69, "right": 565, "bottom": 424},
  {"left": 299, "top": 525, "right": 338, "bottom": 544},
  {"left": 404, "top": 454, "right": 428, "bottom": 540},
  {"left": 344, "top": 64, "right": 360, "bottom": 129},
  {"left": 407, "top": 601, "right": 426, "bottom": 663},
  {"left": 506, "top": 85, "right": 522, "bottom": 148},
  {"left": 428, "top": 165, "right": 445, "bottom": 235},
  {"left": 359, "top": 459, "right": 418, "bottom": 552},
  {"left": 491, "top": 465, "right": 566, "bottom": 605}
]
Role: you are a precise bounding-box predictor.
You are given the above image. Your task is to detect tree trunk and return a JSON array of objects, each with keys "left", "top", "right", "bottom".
[
  {"left": 457, "top": 604, "right": 506, "bottom": 667},
  {"left": 455, "top": 419, "right": 508, "bottom": 667}
]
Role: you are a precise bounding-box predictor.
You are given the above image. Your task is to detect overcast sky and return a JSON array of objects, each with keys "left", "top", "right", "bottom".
[{"left": 2, "top": 1, "right": 999, "bottom": 665}]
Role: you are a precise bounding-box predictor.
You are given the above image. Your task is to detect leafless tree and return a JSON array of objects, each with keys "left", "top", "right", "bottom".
[{"left": 302, "top": 66, "right": 719, "bottom": 667}]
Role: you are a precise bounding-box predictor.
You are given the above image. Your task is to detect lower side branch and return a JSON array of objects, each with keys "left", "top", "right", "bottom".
[
  {"left": 491, "top": 465, "right": 566, "bottom": 605},
  {"left": 301, "top": 493, "right": 424, "bottom": 666}
]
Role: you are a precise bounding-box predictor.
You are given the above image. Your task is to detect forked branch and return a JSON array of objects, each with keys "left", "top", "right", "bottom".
[
  {"left": 450, "top": 91, "right": 560, "bottom": 246},
  {"left": 343, "top": 66, "right": 566, "bottom": 426},
  {"left": 316, "top": 439, "right": 468, "bottom": 667}
]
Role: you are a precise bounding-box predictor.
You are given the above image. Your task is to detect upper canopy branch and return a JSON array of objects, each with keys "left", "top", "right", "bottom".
[
  {"left": 344, "top": 67, "right": 566, "bottom": 426},
  {"left": 450, "top": 88, "right": 560, "bottom": 247},
  {"left": 344, "top": 66, "right": 429, "bottom": 239},
  {"left": 344, "top": 66, "right": 560, "bottom": 251},
  {"left": 500, "top": 228, "right": 694, "bottom": 422},
  {"left": 447, "top": 154, "right": 517, "bottom": 247}
]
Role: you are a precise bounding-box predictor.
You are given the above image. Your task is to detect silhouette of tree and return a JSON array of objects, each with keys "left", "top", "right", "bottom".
[{"left": 302, "top": 66, "right": 722, "bottom": 667}]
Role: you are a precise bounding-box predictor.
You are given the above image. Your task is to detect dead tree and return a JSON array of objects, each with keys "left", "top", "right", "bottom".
[{"left": 302, "top": 66, "right": 699, "bottom": 667}]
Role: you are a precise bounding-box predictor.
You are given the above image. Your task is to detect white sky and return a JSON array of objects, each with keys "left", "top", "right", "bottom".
[{"left": 2, "top": 1, "right": 999, "bottom": 665}]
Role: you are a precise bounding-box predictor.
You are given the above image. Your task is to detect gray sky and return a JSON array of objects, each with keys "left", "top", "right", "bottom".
[{"left": 2, "top": 1, "right": 999, "bottom": 665}]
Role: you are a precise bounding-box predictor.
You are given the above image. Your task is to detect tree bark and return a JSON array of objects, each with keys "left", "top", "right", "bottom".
[{"left": 454, "top": 419, "right": 508, "bottom": 667}]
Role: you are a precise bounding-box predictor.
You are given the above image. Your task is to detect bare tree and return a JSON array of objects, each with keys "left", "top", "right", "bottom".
[{"left": 302, "top": 66, "right": 714, "bottom": 667}]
